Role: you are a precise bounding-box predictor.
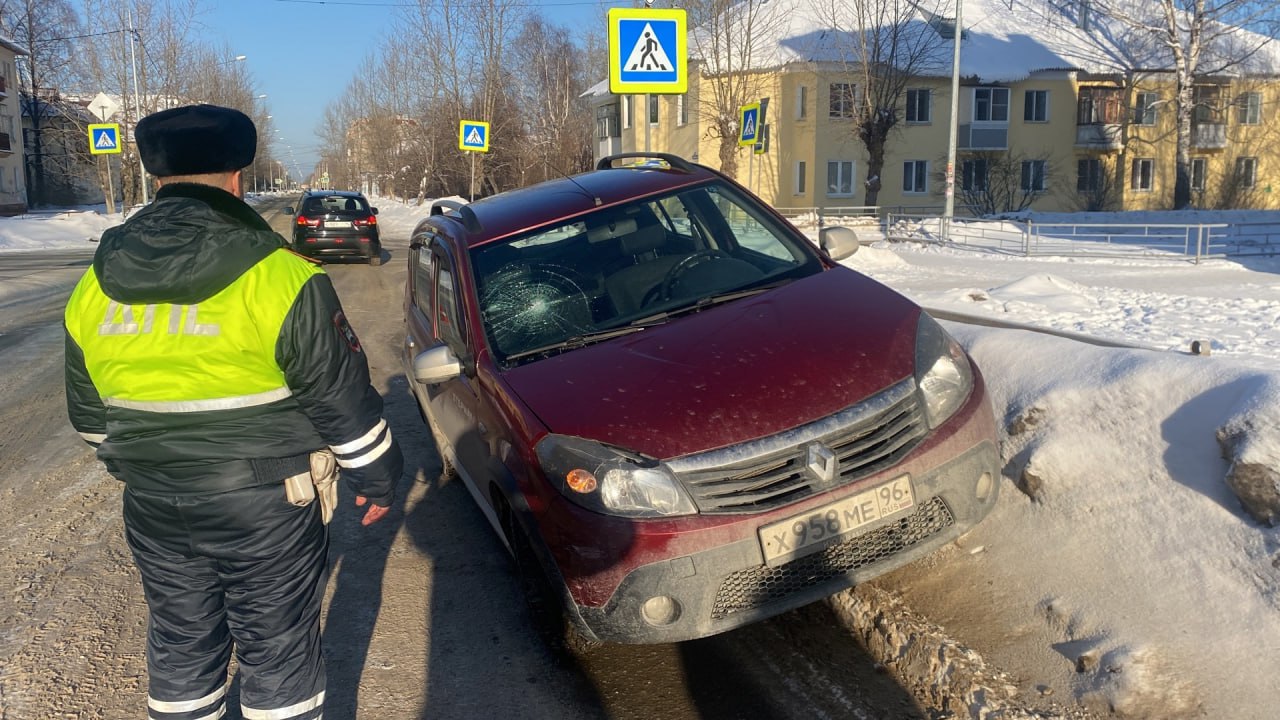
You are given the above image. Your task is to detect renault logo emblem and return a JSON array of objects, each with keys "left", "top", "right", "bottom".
[{"left": 804, "top": 442, "right": 838, "bottom": 486}]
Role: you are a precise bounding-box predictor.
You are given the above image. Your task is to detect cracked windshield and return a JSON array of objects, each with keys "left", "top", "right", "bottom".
[{"left": 473, "top": 182, "right": 820, "bottom": 362}]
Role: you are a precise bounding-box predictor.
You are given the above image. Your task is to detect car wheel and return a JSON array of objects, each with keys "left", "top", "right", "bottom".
[
  {"left": 370, "top": 246, "right": 383, "bottom": 266},
  {"left": 501, "top": 500, "right": 600, "bottom": 657}
]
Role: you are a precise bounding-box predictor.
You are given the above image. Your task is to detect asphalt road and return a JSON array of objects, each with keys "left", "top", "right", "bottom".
[{"left": 0, "top": 198, "right": 929, "bottom": 719}]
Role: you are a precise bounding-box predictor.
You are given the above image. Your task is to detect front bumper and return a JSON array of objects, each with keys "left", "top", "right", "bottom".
[{"left": 569, "top": 442, "right": 999, "bottom": 644}]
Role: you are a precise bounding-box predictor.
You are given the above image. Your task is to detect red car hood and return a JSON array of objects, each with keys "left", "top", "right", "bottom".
[{"left": 501, "top": 267, "right": 922, "bottom": 459}]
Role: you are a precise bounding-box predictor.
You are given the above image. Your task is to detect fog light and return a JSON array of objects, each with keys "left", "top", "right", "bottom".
[
  {"left": 641, "top": 595, "right": 681, "bottom": 627},
  {"left": 975, "top": 471, "right": 994, "bottom": 501}
]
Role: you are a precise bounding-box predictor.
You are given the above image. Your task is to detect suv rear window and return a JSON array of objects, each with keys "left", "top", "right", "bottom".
[{"left": 302, "top": 195, "right": 369, "bottom": 214}]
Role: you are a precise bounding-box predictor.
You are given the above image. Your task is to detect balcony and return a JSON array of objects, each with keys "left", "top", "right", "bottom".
[
  {"left": 0, "top": 132, "right": 10, "bottom": 153},
  {"left": 1191, "top": 123, "right": 1226, "bottom": 149},
  {"left": 1075, "top": 123, "right": 1123, "bottom": 150},
  {"left": 958, "top": 123, "right": 1008, "bottom": 150}
]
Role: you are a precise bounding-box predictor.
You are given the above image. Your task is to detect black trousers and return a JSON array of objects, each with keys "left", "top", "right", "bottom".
[{"left": 124, "top": 482, "right": 328, "bottom": 720}]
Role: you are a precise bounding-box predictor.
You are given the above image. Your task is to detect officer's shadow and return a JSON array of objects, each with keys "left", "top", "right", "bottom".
[{"left": 321, "top": 373, "right": 604, "bottom": 719}]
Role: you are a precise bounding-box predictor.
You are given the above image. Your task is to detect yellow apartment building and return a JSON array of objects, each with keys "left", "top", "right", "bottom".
[{"left": 588, "top": 0, "right": 1280, "bottom": 215}]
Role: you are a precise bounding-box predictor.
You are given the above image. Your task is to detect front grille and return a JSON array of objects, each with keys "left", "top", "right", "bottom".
[
  {"left": 677, "top": 380, "right": 928, "bottom": 513},
  {"left": 710, "top": 496, "right": 954, "bottom": 619}
]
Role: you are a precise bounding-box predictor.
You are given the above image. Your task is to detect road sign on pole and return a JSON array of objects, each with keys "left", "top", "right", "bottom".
[
  {"left": 738, "top": 103, "right": 760, "bottom": 147},
  {"left": 609, "top": 8, "right": 687, "bottom": 95},
  {"left": 88, "top": 124, "right": 122, "bottom": 155},
  {"left": 459, "top": 120, "right": 490, "bottom": 153}
]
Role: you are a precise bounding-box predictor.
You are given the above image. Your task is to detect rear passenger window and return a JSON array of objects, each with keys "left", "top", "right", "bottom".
[{"left": 413, "top": 247, "right": 435, "bottom": 321}]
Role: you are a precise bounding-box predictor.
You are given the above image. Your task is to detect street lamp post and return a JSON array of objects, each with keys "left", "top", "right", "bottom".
[{"left": 943, "top": 0, "right": 964, "bottom": 238}]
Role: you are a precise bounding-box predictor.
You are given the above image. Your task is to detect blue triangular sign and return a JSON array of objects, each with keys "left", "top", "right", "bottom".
[{"left": 95, "top": 130, "right": 117, "bottom": 149}]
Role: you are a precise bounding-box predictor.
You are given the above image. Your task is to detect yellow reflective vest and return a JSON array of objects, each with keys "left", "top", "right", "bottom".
[{"left": 65, "top": 249, "right": 324, "bottom": 413}]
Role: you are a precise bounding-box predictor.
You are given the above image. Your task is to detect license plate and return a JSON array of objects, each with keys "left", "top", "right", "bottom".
[
  {"left": 758, "top": 475, "right": 915, "bottom": 565},
  {"left": 324, "top": 220, "right": 352, "bottom": 229}
]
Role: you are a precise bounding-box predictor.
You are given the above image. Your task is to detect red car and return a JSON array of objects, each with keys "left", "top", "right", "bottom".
[{"left": 403, "top": 153, "right": 999, "bottom": 647}]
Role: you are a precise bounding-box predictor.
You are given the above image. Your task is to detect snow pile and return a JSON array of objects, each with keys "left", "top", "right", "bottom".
[
  {"left": 0, "top": 211, "right": 120, "bottom": 251},
  {"left": 856, "top": 325, "right": 1280, "bottom": 718}
]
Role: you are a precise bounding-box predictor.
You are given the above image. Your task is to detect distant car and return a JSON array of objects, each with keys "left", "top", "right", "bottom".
[
  {"left": 402, "top": 153, "right": 1000, "bottom": 648},
  {"left": 285, "top": 190, "right": 382, "bottom": 265}
]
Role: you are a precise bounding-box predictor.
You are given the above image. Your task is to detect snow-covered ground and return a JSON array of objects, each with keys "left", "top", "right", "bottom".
[{"left": 4, "top": 200, "right": 1278, "bottom": 718}]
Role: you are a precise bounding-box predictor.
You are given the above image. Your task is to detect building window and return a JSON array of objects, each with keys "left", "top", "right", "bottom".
[
  {"left": 676, "top": 95, "right": 687, "bottom": 126},
  {"left": 961, "top": 158, "right": 988, "bottom": 191},
  {"left": 829, "top": 83, "right": 856, "bottom": 119},
  {"left": 826, "top": 160, "right": 855, "bottom": 196},
  {"left": 595, "top": 104, "right": 620, "bottom": 140},
  {"left": 1131, "top": 158, "right": 1155, "bottom": 191},
  {"left": 1134, "top": 91, "right": 1159, "bottom": 126},
  {"left": 795, "top": 161, "right": 807, "bottom": 194},
  {"left": 1237, "top": 92, "right": 1261, "bottom": 125},
  {"left": 1236, "top": 157, "right": 1258, "bottom": 188},
  {"left": 1078, "top": 86, "right": 1124, "bottom": 124},
  {"left": 902, "top": 161, "right": 928, "bottom": 193},
  {"left": 1193, "top": 85, "right": 1222, "bottom": 124},
  {"left": 1021, "top": 160, "right": 1047, "bottom": 192},
  {"left": 1191, "top": 158, "right": 1207, "bottom": 192},
  {"left": 649, "top": 95, "right": 659, "bottom": 125},
  {"left": 621, "top": 95, "right": 631, "bottom": 129},
  {"left": 1024, "top": 90, "right": 1048, "bottom": 122},
  {"left": 796, "top": 85, "right": 808, "bottom": 120},
  {"left": 973, "top": 87, "right": 1009, "bottom": 122},
  {"left": 1077, "top": 158, "right": 1103, "bottom": 192},
  {"left": 906, "top": 89, "right": 931, "bottom": 123}
]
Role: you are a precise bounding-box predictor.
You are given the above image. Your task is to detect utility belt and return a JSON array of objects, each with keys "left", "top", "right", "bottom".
[
  {"left": 284, "top": 449, "right": 339, "bottom": 525},
  {"left": 117, "top": 452, "right": 337, "bottom": 524}
]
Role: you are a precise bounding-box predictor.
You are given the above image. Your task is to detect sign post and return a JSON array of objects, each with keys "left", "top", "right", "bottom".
[
  {"left": 458, "top": 120, "right": 490, "bottom": 202},
  {"left": 608, "top": 8, "right": 687, "bottom": 154},
  {"left": 738, "top": 102, "right": 760, "bottom": 191},
  {"left": 88, "top": 123, "right": 123, "bottom": 214}
]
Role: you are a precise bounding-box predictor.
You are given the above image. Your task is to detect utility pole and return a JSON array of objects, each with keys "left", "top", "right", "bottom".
[
  {"left": 942, "top": 0, "right": 964, "bottom": 238},
  {"left": 128, "top": 13, "right": 148, "bottom": 204}
]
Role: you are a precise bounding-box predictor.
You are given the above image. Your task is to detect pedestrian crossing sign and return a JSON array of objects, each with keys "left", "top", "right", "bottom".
[
  {"left": 88, "top": 123, "right": 122, "bottom": 155},
  {"left": 459, "top": 120, "right": 490, "bottom": 153},
  {"left": 609, "top": 8, "right": 687, "bottom": 95},
  {"left": 738, "top": 103, "right": 760, "bottom": 147}
]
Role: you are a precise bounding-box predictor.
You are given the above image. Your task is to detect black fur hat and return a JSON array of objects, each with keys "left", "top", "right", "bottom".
[{"left": 136, "top": 104, "right": 257, "bottom": 177}]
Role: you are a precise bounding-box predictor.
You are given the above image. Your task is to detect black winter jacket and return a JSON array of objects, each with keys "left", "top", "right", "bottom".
[{"left": 64, "top": 183, "right": 402, "bottom": 504}]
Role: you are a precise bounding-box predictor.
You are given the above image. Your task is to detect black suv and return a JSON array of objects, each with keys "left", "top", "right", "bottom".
[{"left": 286, "top": 190, "right": 383, "bottom": 265}]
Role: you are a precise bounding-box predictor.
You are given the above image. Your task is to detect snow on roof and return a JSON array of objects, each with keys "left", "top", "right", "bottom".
[
  {"left": 0, "top": 31, "right": 27, "bottom": 57},
  {"left": 691, "top": 0, "right": 1280, "bottom": 84}
]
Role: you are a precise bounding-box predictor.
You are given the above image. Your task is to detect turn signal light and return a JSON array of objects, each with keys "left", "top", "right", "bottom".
[{"left": 565, "top": 469, "right": 598, "bottom": 494}]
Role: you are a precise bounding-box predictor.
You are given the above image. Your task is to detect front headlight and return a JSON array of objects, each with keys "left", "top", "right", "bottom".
[
  {"left": 914, "top": 312, "right": 974, "bottom": 428},
  {"left": 535, "top": 434, "right": 698, "bottom": 518}
]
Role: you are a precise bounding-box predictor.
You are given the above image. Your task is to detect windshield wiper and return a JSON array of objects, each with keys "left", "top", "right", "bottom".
[
  {"left": 643, "top": 278, "right": 794, "bottom": 321},
  {"left": 504, "top": 325, "right": 650, "bottom": 362}
]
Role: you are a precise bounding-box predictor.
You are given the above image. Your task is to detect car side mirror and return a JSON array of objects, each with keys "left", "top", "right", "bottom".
[
  {"left": 284, "top": 207, "right": 295, "bottom": 215},
  {"left": 412, "top": 343, "right": 462, "bottom": 385},
  {"left": 371, "top": 207, "right": 379, "bottom": 215},
  {"left": 819, "top": 226, "right": 860, "bottom": 261}
]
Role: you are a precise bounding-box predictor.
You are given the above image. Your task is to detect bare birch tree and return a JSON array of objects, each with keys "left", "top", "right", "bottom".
[
  {"left": 817, "top": 0, "right": 950, "bottom": 205},
  {"left": 686, "top": 0, "right": 787, "bottom": 178},
  {"left": 3, "top": 0, "right": 80, "bottom": 206},
  {"left": 1095, "top": 0, "right": 1280, "bottom": 208}
]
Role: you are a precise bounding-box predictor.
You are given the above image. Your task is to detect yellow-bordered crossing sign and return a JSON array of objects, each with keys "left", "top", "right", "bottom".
[
  {"left": 459, "top": 120, "right": 490, "bottom": 153},
  {"left": 88, "top": 123, "right": 122, "bottom": 155},
  {"left": 609, "top": 8, "right": 687, "bottom": 95},
  {"left": 738, "top": 103, "right": 760, "bottom": 147}
]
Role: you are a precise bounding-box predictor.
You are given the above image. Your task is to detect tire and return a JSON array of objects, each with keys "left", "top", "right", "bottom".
[
  {"left": 370, "top": 247, "right": 383, "bottom": 266},
  {"left": 502, "top": 503, "right": 599, "bottom": 657}
]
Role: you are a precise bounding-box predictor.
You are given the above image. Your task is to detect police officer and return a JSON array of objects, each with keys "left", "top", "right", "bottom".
[{"left": 63, "top": 104, "right": 403, "bottom": 720}]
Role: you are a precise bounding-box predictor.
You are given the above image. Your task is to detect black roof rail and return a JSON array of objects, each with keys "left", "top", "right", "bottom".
[
  {"left": 596, "top": 152, "right": 696, "bottom": 172},
  {"left": 430, "top": 199, "right": 483, "bottom": 235}
]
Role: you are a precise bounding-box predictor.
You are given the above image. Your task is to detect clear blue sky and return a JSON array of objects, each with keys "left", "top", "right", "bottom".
[{"left": 201, "top": 0, "right": 608, "bottom": 180}]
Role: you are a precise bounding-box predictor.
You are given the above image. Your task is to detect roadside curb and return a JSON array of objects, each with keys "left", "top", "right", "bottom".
[{"left": 826, "top": 585, "right": 1094, "bottom": 719}]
